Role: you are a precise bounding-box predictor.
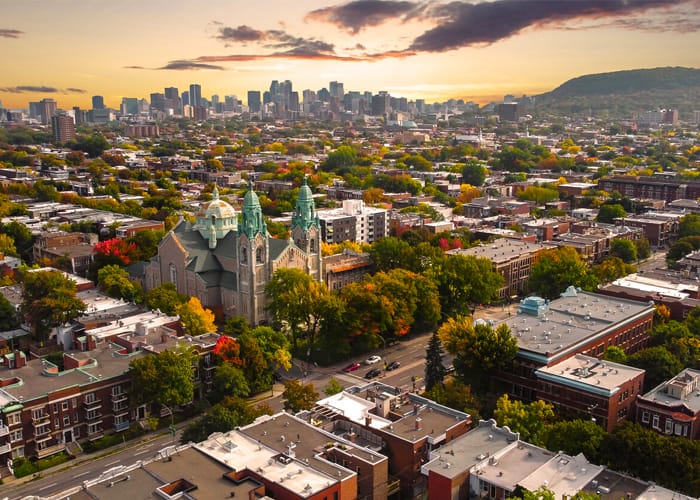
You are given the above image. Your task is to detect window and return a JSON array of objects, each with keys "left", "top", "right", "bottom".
[
  {"left": 665, "top": 419, "right": 673, "bottom": 434},
  {"left": 71, "top": 398, "right": 77, "bottom": 407},
  {"left": 74, "top": 413, "right": 79, "bottom": 423},
  {"left": 169, "top": 263, "right": 177, "bottom": 284},
  {"left": 85, "top": 393, "right": 95, "bottom": 404},
  {"left": 112, "top": 386, "right": 122, "bottom": 396},
  {"left": 7, "top": 412, "right": 20, "bottom": 425},
  {"left": 652, "top": 415, "right": 659, "bottom": 429},
  {"left": 63, "top": 416, "right": 70, "bottom": 426},
  {"left": 74, "top": 427, "right": 80, "bottom": 439},
  {"left": 10, "top": 430, "right": 22, "bottom": 442},
  {"left": 62, "top": 401, "right": 69, "bottom": 411},
  {"left": 675, "top": 423, "right": 682, "bottom": 436},
  {"left": 11, "top": 447, "right": 24, "bottom": 459},
  {"left": 256, "top": 247, "right": 263, "bottom": 263},
  {"left": 241, "top": 248, "right": 247, "bottom": 264},
  {"left": 641, "top": 411, "right": 649, "bottom": 423},
  {"left": 52, "top": 403, "right": 58, "bottom": 413}
]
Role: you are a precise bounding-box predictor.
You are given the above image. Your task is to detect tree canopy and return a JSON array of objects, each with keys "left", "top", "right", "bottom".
[
  {"left": 176, "top": 297, "right": 217, "bottom": 336},
  {"left": 129, "top": 344, "right": 197, "bottom": 409},
  {"left": 529, "top": 247, "right": 598, "bottom": 299}
]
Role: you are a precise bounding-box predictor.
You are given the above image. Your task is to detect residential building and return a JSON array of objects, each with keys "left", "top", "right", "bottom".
[
  {"left": 635, "top": 368, "right": 700, "bottom": 440},
  {"left": 598, "top": 176, "right": 700, "bottom": 203},
  {"left": 323, "top": 250, "right": 373, "bottom": 291},
  {"left": 51, "top": 113, "right": 76, "bottom": 142},
  {"left": 448, "top": 240, "right": 553, "bottom": 299},
  {"left": 617, "top": 212, "right": 681, "bottom": 248},
  {"left": 36, "top": 98, "right": 57, "bottom": 125},
  {"left": 318, "top": 200, "right": 388, "bottom": 245},
  {"left": 32, "top": 231, "right": 98, "bottom": 275}
]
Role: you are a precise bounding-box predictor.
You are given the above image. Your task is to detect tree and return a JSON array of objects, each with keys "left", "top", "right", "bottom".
[
  {"left": 627, "top": 346, "right": 683, "bottom": 392},
  {"left": 238, "top": 333, "right": 272, "bottom": 394},
  {"left": 544, "top": 419, "right": 606, "bottom": 463},
  {"left": 422, "top": 379, "right": 482, "bottom": 419},
  {"left": 72, "top": 133, "right": 111, "bottom": 158},
  {"left": 212, "top": 336, "right": 243, "bottom": 366},
  {"left": 97, "top": 264, "right": 142, "bottom": 302},
  {"left": 282, "top": 380, "right": 319, "bottom": 413},
  {"left": 223, "top": 315, "right": 251, "bottom": 337},
  {"left": 265, "top": 268, "right": 330, "bottom": 350},
  {"left": 529, "top": 247, "right": 598, "bottom": 299},
  {"left": 438, "top": 316, "right": 517, "bottom": 392},
  {"left": 180, "top": 397, "right": 272, "bottom": 444},
  {"left": 324, "top": 377, "right": 343, "bottom": 396},
  {"left": 144, "top": 282, "right": 187, "bottom": 315},
  {"left": 0, "top": 234, "right": 17, "bottom": 257},
  {"left": 679, "top": 213, "right": 700, "bottom": 238},
  {"left": 493, "top": 395, "right": 555, "bottom": 446},
  {"left": 126, "top": 229, "right": 165, "bottom": 262},
  {"left": 249, "top": 326, "right": 292, "bottom": 371},
  {"left": 176, "top": 297, "right": 217, "bottom": 336},
  {"left": 425, "top": 333, "right": 446, "bottom": 391},
  {"left": 0, "top": 293, "right": 19, "bottom": 331},
  {"left": 210, "top": 362, "right": 249, "bottom": 403},
  {"left": 635, "top": 238, "right": 651, "bottom": 260},
  {"left": 609, "top": 239, "right": 637, "bottom": 263},
  {"left": 596, "top": 203, "right": 627, "bottom": 223},
  {"left": 321, "top": 145, "right": 357, "bottom": 173},
  {"left": 1, "top": 220, "right": 34, "bottom": 262},
  {"left": 591, "top": 257, "right": 635, "bottom": 284},
  {"left": 129, "top": 344, "right": 197, "bottom": 410},
  {"left": 367, "top": 237, "right": 411, "bottom": 272},
  {"left": 603, "top": 346, "right": 627, "bottom": 364},
  {"left": 20, "top": 270, "right": 86, "bottom": 342},
  {"left": 461, "top": 162, "right": 487, "bottom": 187}
]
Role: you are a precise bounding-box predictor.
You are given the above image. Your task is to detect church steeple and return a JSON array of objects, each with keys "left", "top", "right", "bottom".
[
  {"left": 240, "top": 181, "right": 267, "bottom": 239},
  {"left": 291, "top": 176, "right": 319, "bottom": 232}
]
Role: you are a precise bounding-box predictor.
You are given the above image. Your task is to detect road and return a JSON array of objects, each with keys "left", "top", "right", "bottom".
[{"left": 2, "top": 331, "right": 457, "bottom": 499}]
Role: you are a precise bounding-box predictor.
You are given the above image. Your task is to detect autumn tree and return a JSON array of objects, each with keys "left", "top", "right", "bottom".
[
  {"left": 591, "top": 257, "right": 635, "bottom": 284},
  {"left": 126, "top": 229, "right": 165, "bottom": 262},
  {"left": 177, "top": 297, "right": 217, "bottom": 336},
  {"left": 21, "top": 269, "right": 86, "bottom": 342},
  {"left": 144, "top": 282, "right": 187, "bottom": 315},
  {"left": 282, "top": 380, "right": 319, "bottom": 413},
  {"left": 423, "top": 379, "right": 482, "bottom": 420},
  {"left": 249, "top": 326, "right": 292, "bottom": 371},
  {"left": 493, "top": 395, "right": 555, "bottom": 446},
  {"left": 609, "top": 239, "right": 637, "bottom": 263},
  {"left": 97, "top": 264, "right": 143, "bottom": 302}
]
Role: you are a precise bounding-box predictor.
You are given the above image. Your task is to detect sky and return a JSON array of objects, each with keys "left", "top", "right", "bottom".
[{"left": 1, "top": 0, "right": 700, "bottom": 110}]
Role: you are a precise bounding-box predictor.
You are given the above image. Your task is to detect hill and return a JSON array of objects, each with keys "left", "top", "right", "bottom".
[{"left": 533, "top": 67, "right": 700, "bottom": 120}]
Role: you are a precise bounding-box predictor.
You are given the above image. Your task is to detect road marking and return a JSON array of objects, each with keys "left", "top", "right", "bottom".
[
  {"left": 134, "top": 449, "right": 152, "bottom": 456},
  {"left": 105, "top": 460, "right": 120, "bottom": 466},
  {"left": 38, "top": 482, "right": 58, "bottom": 491},
  {"left": 74, "top": 470, "right": 91, "bottom": 478}
]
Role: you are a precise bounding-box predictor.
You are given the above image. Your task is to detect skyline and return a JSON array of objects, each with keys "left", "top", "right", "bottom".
[{"left": 2, "top": 0, "right": 700, "bottom": 110}]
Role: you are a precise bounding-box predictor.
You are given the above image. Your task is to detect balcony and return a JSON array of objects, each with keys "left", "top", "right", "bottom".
[
  {"left": 114, "top": 421, "right": 130, "bottom": 432},
  {"left": 36, "top": 443, "right": 65, "bottom": 459},
  {"left": 84, "top": 396, "right": 102, "bottom": 409},
  {"left": 34, "top": 425, "right": 51, "bottom": 438},
  {"left": 113, "top": 403, "right": 129, "bottom": 416},
  {"left": 31, "top": 413, "right": 50, "bottom": 425},
  {"left": 87, "top": 427, "right": 104, "bottom": 440},
  {"left": 111, "top": 393, "right": 127, "bottom": 404},
  {"left": 0, "top": 425, "right": 9, "bottom": 437},
  {"left": 0, "top": 443, "right": 11, "bottom": 454},
  {"left": 85, "top": 412, "right": 102, "bottom": 422}
]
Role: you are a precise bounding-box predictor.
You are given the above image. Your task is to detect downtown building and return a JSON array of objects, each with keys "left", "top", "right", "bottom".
[{"left": 318, "top": 200, "right": 388, "bottom": 245}]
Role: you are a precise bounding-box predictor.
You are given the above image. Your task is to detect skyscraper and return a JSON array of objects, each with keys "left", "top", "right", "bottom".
[
  {"left": 91, "top": 95, "right": 105, "bottom": 110},
  {"left": 247, "top": 91, "right": 261, "bottom": 113},
  {"left": 37, "top": 98, "right": 57, "bottom": 125},
  {"left": 51, "top": 113, "right": 76, "bottom": 142},
  {"left": 329, "top": 81, "right": 344, "bottom": 100},
  {"left": 189, "top": 84, "right": 202, "bottom": 107}
]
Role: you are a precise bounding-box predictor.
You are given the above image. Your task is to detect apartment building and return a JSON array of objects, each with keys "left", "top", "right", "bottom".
[{"left": 318, "top": 200, "right": 388, "bottom": 244}]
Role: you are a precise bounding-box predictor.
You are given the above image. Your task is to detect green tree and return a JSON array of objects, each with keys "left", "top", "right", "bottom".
[
  {"left": 461, "top": 162, "right": 487, "bottom": 187},
  {"left": 0, "top": 233, "right": 17, "bottom": 257},
  {"left": 71, "top": 134, "right": 111, "bottom": 158},
  {"left": 180, "top": 397, "right": 272, "bottom": 444},
  {"left": 223, "top": 315, "right": 251, "bottom": 337},
  {"left": 609, "top": 239, "right": 638, "bottom": 263},
  {"left": 493, "top": 395, "right": 555, "bottom": 446},
  {"left": 591, "top": 257, "right": 636, "bottom": 284},
  {"left": 438, "top": 316, "right": 517, "bottom": 392},
  {"left": 1, "top": 221, "right": 34, "bottom": 262},
  {"left": 129, "top": 344, "right": 197, "bottom": 410},
  {"left": 20, "top": 270, "right": 86, "bottom": 342},
  {"left": 596, "top": 203, "right": 627, "bottom": 223},
  {"left": 529, "top": 247, "right": 598, "bottom": 299},
  {"left": 425, "top": 332, "right": 446, "bottom": 391},
  {"left": 544, "top": 419, "right": 606, "bottom": 463},
  {"left": 249, "top": 326, "right": 292, "bottom": 371},
  {"left": 603, "top": 345, "right": 628, "bottom": 364},
  {"left": 635, "top": 238, "right": 651, "bottom": 259},
  {"left": 97, "top": 264, "right": 142, "bottom": 302},
  {"left": 144, "top": 282, "right": 187, "bottom": 315},
  {"left": 367, "top": 237, "right": 411, "bottom": 272},
  {"left": 176, "top": 297, "right": 217, "bottom": 336},
  {"left": 282, "top": 380, "right": 319, "bottom": 413},
  {"left": 324, "top": 377, "right": 343, "bottom": 396},
  {"left": 678, "top": 213, "right": 700, "bottom": 238},
  {"left": 422, "top": 379, "right": 482, "bottom": 419},
  {"left": 321, "top": 145, "right": 357, "bottom": 173},
  {"left": 238, "top": 333, "right": 272, "bottom": 394},
  {"left": 210, "top": 362, "right": 249, "bottom": 403},
  {"left": 126, "top": 229, "right": 165, "bottom": 262},
  {"left": 0, "top": 293, "right": 20, "bottom": 331},
  {"left": 627, "top": 346, "right": 683, "bottom": 392}
]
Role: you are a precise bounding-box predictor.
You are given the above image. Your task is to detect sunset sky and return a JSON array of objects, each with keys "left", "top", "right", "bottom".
[{"left": 2, "top": 0, "right": 699, "bottom": 110}]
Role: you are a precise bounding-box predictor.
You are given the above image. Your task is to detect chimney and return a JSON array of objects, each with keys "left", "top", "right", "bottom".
[
  {"left": 14, "top": 349, "right": 26, "bottom": 368},
  {"left": 415, "top": 417, "right": 423, "bottom": 431},
  {"left": 365, "top": 415, "right": 372, "bottom": 428},
  {"left": 348, "top": 429, "right": 357, "bottom": 443}
]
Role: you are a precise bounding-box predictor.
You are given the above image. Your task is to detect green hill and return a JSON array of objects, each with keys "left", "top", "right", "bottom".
[{"left": 534, "top": 67, "right": 700, "bottom": 119}]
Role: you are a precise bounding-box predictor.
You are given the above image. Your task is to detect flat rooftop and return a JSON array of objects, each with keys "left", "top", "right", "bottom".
[
  {"left": 448, "top": 239, "right": 552, "bottom": 264},
  {"left": 638, "top": 368, "right": 700, "bottom": 414},
  {"left": 519, "top": 453, "right": 603, "bottom": 499},
  {"left": 473, "top": 441, "right": 552, "bottom": 492}
]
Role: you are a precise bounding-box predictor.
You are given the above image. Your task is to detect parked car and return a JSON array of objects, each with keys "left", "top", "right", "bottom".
[
  {"left": 364, "top": 368, "right": 382, "bottom": 379},
  {"left": 386, "top": 361, "right": 400, "bottom": 371},
  {"left": 365, "top": 355, "right": 382, "bottom": 365},
  {"left": 342, "top": 362, "right": 362, "bottom": 372}
]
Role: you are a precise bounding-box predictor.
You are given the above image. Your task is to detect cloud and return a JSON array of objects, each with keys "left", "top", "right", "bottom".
[
  {"left": 409, "top": 0, "right": 696, "bottom": 52},
  {"left": 216, "top": 25, "right": 265, "bottom": 42},
  {"left": 0, "top": 29, "right": 24, "bottom": 39},
  {"left": 157, "top": 60, "right": 226, "bottom": 70},
  {"left": 66, "top": 87, "right": 87, "bottom": 94},
  {"left": 305, "top": 0, "right": 422, "bottom": 33},
  {"left": 0, "top": 85, "right": 58, "bottom": 93},
  {"left": 216, "top": 25, "right": 336, "bottom": 55}
]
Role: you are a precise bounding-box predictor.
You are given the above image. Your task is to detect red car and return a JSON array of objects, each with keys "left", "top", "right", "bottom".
[{"left": 343, "top": 362, "right": 362, "bottom": 372}]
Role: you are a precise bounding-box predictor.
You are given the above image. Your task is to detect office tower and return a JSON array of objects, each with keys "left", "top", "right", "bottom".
[
  {"left": 269, "top": 80, "right": 280, "bottom": 97},
  {"left": 189, "top": 84, "right": 202, "bottom": 107},
  {"left": 280, "top": 80, "right": 293, "bottom": 105},
  {"left": 329, "top": 81, "right": 344, "bottom": 100},
  {"left": 317, "top": 87, "right": 330, "bottom": 102},
  {"left": 120, "top": 97, "right": 139, "bottom": 115},
  {"left": 371, "top": 93, "right": 391, "bottom": 116},
  {"left": 150, "top": 92, "right": 166, "bottom": 112},
  {"left": 51, "top": 113, "right": 76, "bottom": 142},
  {"left": 181, "top": 91, "right": 190, "bottom": 106},
  {"left": 37, "top": 98, "right": 57, "bottom": 125},
  {"left": 164, "top": 87, "right": 179, "bottom": 99},
  {"left": 92, "top": 95, "right": 105, "bottom": 110},
  {"left": 211, "top": 95, "right": 219, "bottom": 105},
  {"left": 72, "top": 106, "right": 88, "bottom": 125},
  {"left": 247, "top": 91, "right": 261, "bottom": 113},
  {"left": 415, "top": 99, "right": 425, "bottom": 113},
  {"left": 262, "top": 91, "right": 272, "bottom": 104},
  {"left": 289, "top": 91, "right": 299, "bottom": 113}
]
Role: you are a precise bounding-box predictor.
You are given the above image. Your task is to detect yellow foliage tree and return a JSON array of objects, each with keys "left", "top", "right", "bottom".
[{"left": 177, "top": 297, "right": 217, "bottom": 336}]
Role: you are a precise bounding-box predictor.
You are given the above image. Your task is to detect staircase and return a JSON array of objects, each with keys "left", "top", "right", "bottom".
[{"left": 65, "top": 440, "right": 83, "bottom": 457}]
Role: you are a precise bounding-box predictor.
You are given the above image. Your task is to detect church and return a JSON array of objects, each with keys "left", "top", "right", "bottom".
[{"left": 145, "top": 179, "right": 322, "bottom": 326}]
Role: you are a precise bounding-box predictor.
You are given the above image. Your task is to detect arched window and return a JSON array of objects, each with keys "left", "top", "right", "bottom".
[
  {"left": 241, "top": 247, "right": 247, "bottom": 264},
  {"left": 310, "top": 239, "right": 315, "bottom": 252},
  {"left": 256, "top": 247, "right": 264, "bottom": 263},
  {"left": 169, "top": 263, "right": 177, "bottom": 285}
]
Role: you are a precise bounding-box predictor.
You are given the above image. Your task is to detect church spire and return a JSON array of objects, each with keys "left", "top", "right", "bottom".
[
  {"left": 291, "top": 176, "right": 319, "bottom": 232},
  {"left": 240, "top": 181, "right": 267, "bottom": 239}
]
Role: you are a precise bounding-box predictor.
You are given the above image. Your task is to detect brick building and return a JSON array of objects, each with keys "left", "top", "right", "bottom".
[{"left": 32, "top": 231, "right": 98, "bottom": 275}]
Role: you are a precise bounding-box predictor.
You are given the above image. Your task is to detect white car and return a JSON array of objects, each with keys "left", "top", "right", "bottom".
[{"left": 365, "top": 355, "right": 382, "bottom": 365}]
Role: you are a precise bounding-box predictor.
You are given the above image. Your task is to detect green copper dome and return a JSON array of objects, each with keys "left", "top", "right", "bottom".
[
  {"left": 291, "top": 176, "right": 319, "bottom": 232},
  {"left": 241, "top": 181, "right": 266, "bottom": 239}
]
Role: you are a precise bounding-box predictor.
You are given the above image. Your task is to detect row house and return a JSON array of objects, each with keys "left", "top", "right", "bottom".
[
  {"left": 322, "top": 250, "right": 374, "bottom": 291},
  {"left": 598, "top": 176, "right": 700, "bottom": 203},
  {"left": 617, "top": 212, "right": 682, "bottom": 248},
  {"left": 493, "top": 288, "right": 655, "bottom": 417}
]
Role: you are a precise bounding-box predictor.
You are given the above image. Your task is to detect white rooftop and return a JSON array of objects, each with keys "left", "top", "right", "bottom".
[
  {"left": 519, "top": 453, "right": 603, "bottom": 499},
  {"left": 317, "top": 391, "right": 392, "bottom": 430}
]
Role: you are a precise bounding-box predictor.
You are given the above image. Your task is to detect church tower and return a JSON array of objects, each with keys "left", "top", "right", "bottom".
[
  {"left": 291, "top": 176, "right": 322, "bottom": 281},
  {"left": 237, "top": 182, "right": 269, "bottom": 325}
]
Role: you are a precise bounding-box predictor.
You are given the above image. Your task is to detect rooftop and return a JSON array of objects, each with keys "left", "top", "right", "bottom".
[
  {"left": 638, "top": 368, "right": 700, "bottom": 414},
  {"left": 448, "top": 239, "right": 552, "bottom": 264},
  {"left": 519, "top": 453, "right": 603, "bottom": 500}
]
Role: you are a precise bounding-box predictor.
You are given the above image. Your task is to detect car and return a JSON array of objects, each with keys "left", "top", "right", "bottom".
[
  {"left": 364, "top": 368, "right": 382, "bottom": 379},
  {"left": 342, "top": 362, "right": 362, "bottom": 372},
  {"left": 365, "top": 355, "right": 382, "bottom": 365},
  {"left": 386, "top": 361, "right": 401, "bottom": 371}
]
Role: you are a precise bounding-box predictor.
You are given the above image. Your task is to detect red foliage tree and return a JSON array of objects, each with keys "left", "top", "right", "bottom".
[{"left": 212, "top": 335, "right": 243, "bottom": 367}]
